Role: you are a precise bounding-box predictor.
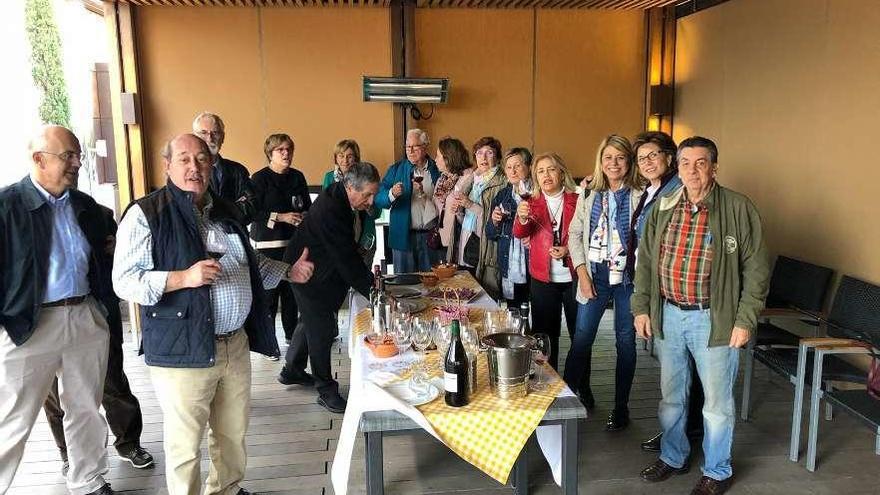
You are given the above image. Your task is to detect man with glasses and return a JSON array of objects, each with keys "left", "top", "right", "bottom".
[
  {"left": 192, "top": 112, "right": 257, "bottom": 224},
  {"left": 375, "top": 128, "right": 441, "bottom": 273},
  {"left": 0, "top": 125, "right": 119, "bottom": 494}
]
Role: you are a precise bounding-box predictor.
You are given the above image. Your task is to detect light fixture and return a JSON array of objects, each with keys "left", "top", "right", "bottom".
[
  {"left": 363, "top": 76, "right": 449, "bottom": 104},
  {"left": 649, "top": 84, "right": 673, "bottom": 116}
]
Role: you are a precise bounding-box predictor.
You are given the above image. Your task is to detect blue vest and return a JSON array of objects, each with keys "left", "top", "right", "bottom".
[
  {"left": 135, "top": 182, "right": 278, "bottom": 368},
  {"left": 589, "top": 188, "right": 634, "bottom": 285}
]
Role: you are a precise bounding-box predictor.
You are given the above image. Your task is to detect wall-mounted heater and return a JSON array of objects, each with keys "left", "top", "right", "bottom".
[{"left": 362, "top": 76, "right": 449, "bottom": 104}]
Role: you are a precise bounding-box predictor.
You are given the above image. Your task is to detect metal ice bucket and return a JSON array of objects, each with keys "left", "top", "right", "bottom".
[{"left": 481, "top": 333, "right": 535, "bottom": 399}]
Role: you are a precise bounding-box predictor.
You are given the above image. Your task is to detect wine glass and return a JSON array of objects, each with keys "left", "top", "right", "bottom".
[
  {"left": 205, "top": 228, "right": 228, "bottom": 260},
  {"left": 531, "top": 333, "right": 552, "bottom": 391},
  {"left": 390, "top": 316, "right": 411, "bottom": 355},
  {"left": 410, "top": 318, "right": 433, "bottom": 395},
  {"left": 432, "top": 317, "right": 451, "bottom": 357},
  {"left": 506, "top": 308, "right": 522, "bottom": 334},
  {"left": 291, "top": 195, "right": 304, "bottom": 212},
  {"left": 412, "top": 169, "right": 425, "bottom": 198},
  {"left": 362, "top": 232, "right": 376, "bottom": 251},
  {"left": 518, "top": 179, "right": 532, "bottom": 201}
]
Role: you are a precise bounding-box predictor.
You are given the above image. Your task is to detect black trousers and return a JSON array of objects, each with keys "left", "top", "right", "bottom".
[
  {"left": 529, "top": 278, "right": 578, "bottom": 370},
  {"left": 504, "top": 280, "right": 530, "bottom": 309},
  {"left": 261, "top": 247, "right": 299, "bottom": 341},
  {"left": 285, "top": 292, "right": 338, "bottom": 396},
  {"left": 43, "top": 324, "right": 143, "bottom": 459},
  {"left": 267, "top": 281, "right": 298, "bottom": 341}
]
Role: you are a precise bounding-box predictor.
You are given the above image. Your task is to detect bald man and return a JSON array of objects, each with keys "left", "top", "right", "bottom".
[
  {"left": 0, "top": 126, "right": 117, "bottom": 495},
  {"left": 113, "top": 133, "right": 313, "bottom": 495}
]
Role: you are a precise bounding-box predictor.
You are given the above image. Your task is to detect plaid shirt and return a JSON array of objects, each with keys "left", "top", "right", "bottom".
[
  {"left": 113, "top": 198, "right": 288, "bottom": 335},
  {"left": 659, "top": 190, "right": 713, "bottom": 305}
]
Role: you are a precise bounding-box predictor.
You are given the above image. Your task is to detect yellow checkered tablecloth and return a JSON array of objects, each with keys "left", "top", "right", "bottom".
[{"left": 352, "top": 303, "right": 564, "bottom": 484}]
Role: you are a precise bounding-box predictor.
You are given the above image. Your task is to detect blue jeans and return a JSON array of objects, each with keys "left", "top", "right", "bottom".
[
  {"left": 392, "top": 231, "right": 440, "bottom": 273},
  {"left": 656, "top": 302, "right": 739, "bottom": 481},
  {"left": 562, "top": 263, "right": 636, "bottom": 412}
]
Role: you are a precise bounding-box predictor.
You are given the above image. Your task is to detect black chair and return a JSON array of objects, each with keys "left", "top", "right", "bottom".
[
  {"left": 804, "top": 276, "right": 880, "bottom": 471},
  {"left": 741, "top": 256, "right": 835, "bottom": 422}
]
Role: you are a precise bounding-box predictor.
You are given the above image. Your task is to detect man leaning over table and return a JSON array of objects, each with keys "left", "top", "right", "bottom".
[
  {"left": 632, "top": 136, "right": 769, "bottom": 495},
  {"left": 112, "top": 133, "right": 314, "bottom": 495},
  {"left": 278, "top": 162, "right": 377, "bottom": 414},
  {"left": 0, "top": 125, "right": 117, "bottom": 495}
]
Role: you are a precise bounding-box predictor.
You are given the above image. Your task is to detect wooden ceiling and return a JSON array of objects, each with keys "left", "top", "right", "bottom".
[{"left": 122, "top": 0, "right": 679, "bottom": 9}]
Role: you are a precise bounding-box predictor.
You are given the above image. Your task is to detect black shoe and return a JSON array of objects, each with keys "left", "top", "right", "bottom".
[
  {"left": 278, "top": 368, "right": 315, "bottom": 387},
  {"left": 641, "top": 432, "right": 662, "bottom": 452},
  {"left": 640, "top": 459, "right": 690, "bottom": 483},
  {"left": 118, "top": 446, "right": 154, "bottom": 469},
  {"left": 237, "top": 489, "right": 252, "bottom": 495},
  {"left": 605, "top": 409, "right": 630, "bottom": 431},
  {"left": 317, "top": 393, "right": 347, "bottom": 414},
  {"left": 605, "top": 409, "right": 629, "bottom": 431},
  {"left": 85, "top": 484, "right": 116, "bottom": 495}
]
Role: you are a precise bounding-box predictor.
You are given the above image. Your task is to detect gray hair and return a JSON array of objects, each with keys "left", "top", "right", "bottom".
[
  {"left": 406, "top": 128, "right": 429, "bottom": 146},
  {"left": 192, "top": 112, "right": 225, "bottom": 134},
  {"left": 343, "top": 162, "right": 380, "bottom": 190}
]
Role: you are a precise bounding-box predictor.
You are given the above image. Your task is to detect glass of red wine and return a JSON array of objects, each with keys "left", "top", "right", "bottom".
[
  {"left": 530, "top": 333, "right": 552, "bottom": 391},
  {"left": 205, "top": 228, "right": 227, "bottom": 261},
  {"left": 412, "top": 169, "right": 425, "bottom": 197},
  {"left": 291, "top": 195, "right": 304, "bottom": 212}
]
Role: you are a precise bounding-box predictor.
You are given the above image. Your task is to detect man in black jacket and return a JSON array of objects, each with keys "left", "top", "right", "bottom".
[
  {"left": 0, "top": 125, "right": 117, "bottom": 495},
  {"left": 192, "top": 111, "right": 257, "bottom": 224},
  {"left": 279, "top": 162, "right": 378, "bottom": 413}
]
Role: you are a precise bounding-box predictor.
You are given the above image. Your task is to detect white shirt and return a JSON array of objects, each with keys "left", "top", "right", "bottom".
[{"left": 545, "top": 191, "right": 572, "bottom": 283}]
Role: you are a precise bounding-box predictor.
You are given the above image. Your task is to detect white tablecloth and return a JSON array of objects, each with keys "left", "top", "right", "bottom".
[{"left": 331, "top": 285, "right": 576, "bottom": 495}]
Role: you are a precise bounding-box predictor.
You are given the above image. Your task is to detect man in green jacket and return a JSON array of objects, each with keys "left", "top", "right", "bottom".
[{"left": 632, "top": 136, "right": 769, "bottom": 495}]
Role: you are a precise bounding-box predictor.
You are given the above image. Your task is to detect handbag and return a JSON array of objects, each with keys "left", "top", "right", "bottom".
[{"left": 426, "top": 210, "right": 444, "bottom": 250}]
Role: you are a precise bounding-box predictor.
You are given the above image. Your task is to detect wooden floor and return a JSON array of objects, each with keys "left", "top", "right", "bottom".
[{"left": 9, "top": 310, "right": 880, "bottom": 494}]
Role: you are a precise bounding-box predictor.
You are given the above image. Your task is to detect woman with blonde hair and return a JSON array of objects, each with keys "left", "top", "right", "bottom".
[
  {"left": 564, "top": 134, "right": 643, "bottom": 431},
  {"left": 512, "top": 152, "right": 579, "bottom": 370}
]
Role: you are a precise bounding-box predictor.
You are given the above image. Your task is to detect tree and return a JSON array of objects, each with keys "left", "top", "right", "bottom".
[{"left": 25, "top": 0, "right": 71, "bottom": 127}]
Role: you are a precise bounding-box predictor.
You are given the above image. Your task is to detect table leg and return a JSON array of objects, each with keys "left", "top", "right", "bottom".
[
  {"left": 512, "top": 437, "right": 529, "bottom": 495},
  {"left": 561, "top": 419, "right": 578, "bottom": 495},
  {"left": 365, "top": 430, "right": 384, "bottom": 495}
]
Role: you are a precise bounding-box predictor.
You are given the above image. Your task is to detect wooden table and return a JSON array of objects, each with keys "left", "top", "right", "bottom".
[{"left": 360, "top": 395, "right": 587, "bottom": 495}]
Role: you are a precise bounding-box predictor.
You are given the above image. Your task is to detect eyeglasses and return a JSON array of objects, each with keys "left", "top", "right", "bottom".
[
  {"left": 196, "top": 130, "right": 223, "bottom": 139},
  {"left": 637, "top": 150, "right": 663, "bottom": 165},
  {"left": 38, "top": 151, "right": 84, "bottom": 163},
  {"left": 405, "top": 145, "right": 425, "bottom": 151}
]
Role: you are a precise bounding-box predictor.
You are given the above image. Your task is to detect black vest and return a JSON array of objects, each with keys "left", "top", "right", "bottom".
[{"left": 134, "top": 181, "right": 278, "bottom": 367}]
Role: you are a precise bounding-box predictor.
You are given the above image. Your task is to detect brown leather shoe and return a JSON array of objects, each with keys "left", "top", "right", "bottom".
[
  {"left": 640, "top": 458, "right": 690, "bottom": 482},
  {"left": 690, "top": 475, "right": 733, "bottom": 495}
]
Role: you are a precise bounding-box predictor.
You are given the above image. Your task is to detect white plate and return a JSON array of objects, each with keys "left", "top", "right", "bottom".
[{"left": 383, "top": 381, "right": 440, "bottom": 407}]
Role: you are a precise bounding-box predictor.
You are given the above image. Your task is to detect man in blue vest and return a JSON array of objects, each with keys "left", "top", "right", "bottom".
[
  {"left": 0, "top": 125, "right": 117, "bottom": 495},
  {"left": 375, "top": 128, "right": 441, "bottom": 273},
  {"left": 112, "top": 133, "right": 314, "bottom": 495}
]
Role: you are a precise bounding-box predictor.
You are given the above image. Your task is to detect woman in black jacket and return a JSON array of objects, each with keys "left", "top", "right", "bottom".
[{"left": 250, "top": 133, "right": 312, "bottom": 348}]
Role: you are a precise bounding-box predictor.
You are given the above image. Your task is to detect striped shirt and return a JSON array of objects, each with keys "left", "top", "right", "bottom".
[
  {"left": 113, "top": 197, "right": 289, "bottom": 335},
  {"left": 659, "top": 192, "right": 713, "bottom": 305}
]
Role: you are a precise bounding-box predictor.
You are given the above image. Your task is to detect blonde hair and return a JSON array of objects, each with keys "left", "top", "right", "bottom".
[
  {"left": 589, "top": 134, "right": 640, "bottom": 191},
  {"left": 531, "top": 152, "right": 577, "bottom": 195},
  {"left": 333, "top": 139, "right": 361, "bottom": 164}
]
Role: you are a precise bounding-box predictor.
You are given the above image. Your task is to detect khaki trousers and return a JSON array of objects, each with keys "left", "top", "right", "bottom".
[
  {"left": 150, "top": 330, "right": 251, "bottom": 495},
  {"left": 0, "top": 299, "right": 110, "bottom": 495}
]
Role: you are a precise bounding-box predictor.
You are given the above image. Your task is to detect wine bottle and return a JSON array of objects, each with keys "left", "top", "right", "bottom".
[{"left": 444, "top": 319, "right": 470, "bottom": 407}]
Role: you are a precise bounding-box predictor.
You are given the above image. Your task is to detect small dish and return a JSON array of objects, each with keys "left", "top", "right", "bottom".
[
  {"left": 383, "top": 381, "right": 440, "bottom": 407},
  {"left": 420, "top": 274, "right": 440, "bottom": 287},
  {"left": 432, "top": 263, "right": 457, "bottom": 280}
]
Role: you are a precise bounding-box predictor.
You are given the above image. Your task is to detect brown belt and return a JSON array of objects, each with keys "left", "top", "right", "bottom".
[{"left": 42, "top": 295, "right": 87, "bottom": 308}]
